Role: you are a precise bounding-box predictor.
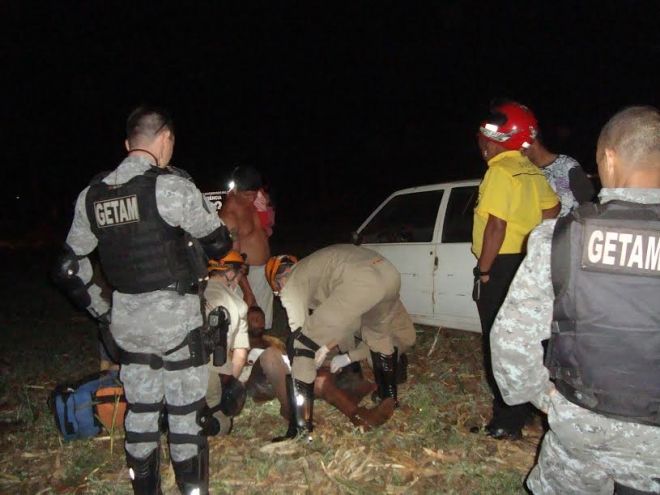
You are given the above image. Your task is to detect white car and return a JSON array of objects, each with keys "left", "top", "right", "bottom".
[{"left": 355, "top": 180, "right": 481, "bottom": 333}]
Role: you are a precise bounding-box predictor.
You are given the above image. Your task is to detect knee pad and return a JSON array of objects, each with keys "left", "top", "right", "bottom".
[
  {"left": 166, "top": 398, "right": 209, "bottom": 447},
  {"left": 219, "top": 376, "right": 247, "bottom": 417}
]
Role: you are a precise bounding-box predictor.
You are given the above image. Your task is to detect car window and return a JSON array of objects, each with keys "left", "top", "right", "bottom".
[
  {"left": 442, "top": 186, "right": 478, "bottom": 243},
  {"left": 361, "top": 190, "right": 444, "bottom": 243}
]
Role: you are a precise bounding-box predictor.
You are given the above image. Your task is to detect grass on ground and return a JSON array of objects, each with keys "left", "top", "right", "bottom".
[{"left": 0, "top": 249, "right": 543, "bottom": 494}]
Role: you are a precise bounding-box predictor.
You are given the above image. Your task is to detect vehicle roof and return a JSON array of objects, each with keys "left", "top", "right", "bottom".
[{"left": 387, "top": 178, "right": 481, "bottom": 196}]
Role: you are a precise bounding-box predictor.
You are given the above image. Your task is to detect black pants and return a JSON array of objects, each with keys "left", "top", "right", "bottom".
[{"left": 476, "top": 253, "right": 532, "bottom": 432}]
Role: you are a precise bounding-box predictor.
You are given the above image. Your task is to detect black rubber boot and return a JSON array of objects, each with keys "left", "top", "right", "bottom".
[
  {"left": 171, "top": 446, "right": 209, "bottom": 495},
  {"left": 272, "top": 375, "right": 298, "bottom": 442},
  {"left": 126, "top": 448, "right": 162, "bottom": 495},
  {"left": 291, "top": 377, "right": 314, "bottom": 440},
  {"left": 371, "top": 349, "right": 399, "bottom": 407},
  {"left": 272, "top": 374, "right": 314, "bottom": 442}
]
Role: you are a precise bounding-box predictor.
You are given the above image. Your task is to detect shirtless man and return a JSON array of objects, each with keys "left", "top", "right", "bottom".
[{"left": 219, "top": 165, "right": 274, "bottom": 328}]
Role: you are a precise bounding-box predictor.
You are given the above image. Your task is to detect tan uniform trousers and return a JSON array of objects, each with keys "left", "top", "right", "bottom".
[{"left": 292, "top": 257, "right": 401, "bottom": 384}]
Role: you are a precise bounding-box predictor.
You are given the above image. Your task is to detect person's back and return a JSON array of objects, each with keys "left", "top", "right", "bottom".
[
  {"left": 55, "top": 106, "right": 231, "bottom": 494},
  {"left": 281, "top": 244, "right": 398, "bottom": 330},
  {"left": 288, "top": 244, "right": 394, "bottom": 297}
]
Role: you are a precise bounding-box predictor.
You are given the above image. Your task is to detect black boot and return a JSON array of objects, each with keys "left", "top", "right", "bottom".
[
  {"left": 126, "top": 448, "right": 162, "bottom": 495},
  {"left": 171, "top": 446, "right": 209, "bottom": 495},
  {"left": 371, "top": 349, "right": 399, "bottom": 407},
  {"left": 272, "top": 374, "right": 314, "bottom": 442},
  {"left": 272, "top": 374, "right": 298, "bottom": 442}
]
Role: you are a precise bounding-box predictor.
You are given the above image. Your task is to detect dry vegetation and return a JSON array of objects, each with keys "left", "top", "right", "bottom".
[{"left": 0, "top": 250, "right": 544, "bottom": 494}]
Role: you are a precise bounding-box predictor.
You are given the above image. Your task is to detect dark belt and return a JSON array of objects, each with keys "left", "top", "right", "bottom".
[{"left": 161, "top": 281, "right": 199, "bottom": 295}]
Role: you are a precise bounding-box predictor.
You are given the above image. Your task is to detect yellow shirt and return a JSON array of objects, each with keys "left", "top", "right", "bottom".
[{"left": 472, "top": 150, "right": 558, "bottom": 257}]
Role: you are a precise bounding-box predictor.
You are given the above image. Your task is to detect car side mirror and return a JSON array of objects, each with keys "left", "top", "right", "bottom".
[{"left": 350, "top": 231, "right": 363, "bottom": 245}]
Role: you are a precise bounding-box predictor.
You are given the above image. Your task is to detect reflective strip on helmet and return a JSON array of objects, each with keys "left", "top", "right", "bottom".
[{"left": 479, "top": 124, "right": 511, "bottom": 143}]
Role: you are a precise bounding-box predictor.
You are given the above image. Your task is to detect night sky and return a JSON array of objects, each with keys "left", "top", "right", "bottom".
[{"left": 1, "top": 1, "right": 658, "bottom": 238}]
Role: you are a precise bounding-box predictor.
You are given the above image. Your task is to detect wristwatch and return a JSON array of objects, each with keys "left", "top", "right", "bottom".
[{"left": 473, "top": 266, "right": 490, "bottom": 277}]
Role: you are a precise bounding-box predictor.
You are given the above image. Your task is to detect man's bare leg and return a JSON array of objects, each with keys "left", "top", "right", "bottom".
[
  {"left": 315, "top": 370, "right": 395, "bottom": 430},
  {"left": 257, "top": 351, "right": 393, "bottom": 430},
  {"left": 253, "top": 347, "right": 290, "bottom": 419}
]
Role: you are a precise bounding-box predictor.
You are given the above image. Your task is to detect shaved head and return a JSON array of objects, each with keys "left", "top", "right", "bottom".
[
  {"left": 126, "top": 106, "right": 174, "bottom": 148},
  {"left": 597, "top": 106, "right": 660, "bottom": 170}
]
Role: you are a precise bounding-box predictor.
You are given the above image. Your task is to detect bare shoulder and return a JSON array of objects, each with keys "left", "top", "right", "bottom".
[{"left": 219, "top": 194, "right": 239, "bottom": 218}]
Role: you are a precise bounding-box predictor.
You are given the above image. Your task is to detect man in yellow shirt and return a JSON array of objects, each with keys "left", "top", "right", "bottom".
[{"left": 472, "top": 101, "right": 559, "bottom": 440}]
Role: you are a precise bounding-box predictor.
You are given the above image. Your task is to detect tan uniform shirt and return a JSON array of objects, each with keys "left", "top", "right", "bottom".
[
  {"left": 204, "top": 279, "right": 249, "bottom": 376},
  {"left": 281, "top": 244, "right": 405, "bottom": 367}
]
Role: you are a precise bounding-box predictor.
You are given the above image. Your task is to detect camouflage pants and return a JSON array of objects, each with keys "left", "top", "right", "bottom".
[
  {"left": 121, "top": 348, "right": 208, "bottom": 463},
  {"left": 527, "top": 393, "right": 660, "bottom": 494},
  {"left": 111, "top": 291, "right": 208, "bottom": 463}
]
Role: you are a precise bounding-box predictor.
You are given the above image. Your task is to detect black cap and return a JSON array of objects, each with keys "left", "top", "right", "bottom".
[{"left": 231, "top": 165, "right": 262, "bottom": 192}]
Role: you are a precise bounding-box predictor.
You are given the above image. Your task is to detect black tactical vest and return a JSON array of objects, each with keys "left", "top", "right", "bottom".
[
  {"left": 85, "top": 167, "right": 192, "bottom": 294},
  {"left": 547, "top": 201, "right": 660, "bottom": 426}
]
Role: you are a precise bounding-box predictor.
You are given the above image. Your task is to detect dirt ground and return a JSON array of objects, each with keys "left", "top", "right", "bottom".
[{"left": 0, "top": 248, "right": 544, "bottom": 494}]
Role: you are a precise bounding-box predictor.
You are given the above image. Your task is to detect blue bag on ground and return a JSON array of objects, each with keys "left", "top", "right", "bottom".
[{"left": 49, "top": 370, "right": 122, "bottom": 441}]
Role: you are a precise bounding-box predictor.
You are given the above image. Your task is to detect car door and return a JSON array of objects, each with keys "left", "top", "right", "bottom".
[
  {"left": 433, "top": 184, "right": 481, "bottom": 332},
  {"left": 358, "top": 187, "right": 445, "bottom": 318}
]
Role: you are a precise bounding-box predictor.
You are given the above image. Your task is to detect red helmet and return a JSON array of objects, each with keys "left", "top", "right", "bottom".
[{"left": 479, "top": 102, "right": 538, "bottom": 150}]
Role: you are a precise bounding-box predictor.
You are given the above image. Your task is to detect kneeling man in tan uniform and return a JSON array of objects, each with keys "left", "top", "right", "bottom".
[{"left": 266, "top": 244, "right": 416, "bottom": 440}]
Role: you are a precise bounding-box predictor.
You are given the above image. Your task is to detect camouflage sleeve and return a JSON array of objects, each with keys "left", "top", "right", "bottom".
[
  {"left": 491, "top": 220, "right": 557, "bottom": 412},
  {"left": 156, "top": 175, "right": 222, "bottom": 238},
  {"left": 64, "top": 188, "right": 110, "bottom": 318}
]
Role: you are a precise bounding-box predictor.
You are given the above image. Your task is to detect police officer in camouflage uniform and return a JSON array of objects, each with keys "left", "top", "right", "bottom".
[
  {"left": 55, "top": 106, "right": 231, "bottom": 494},
  {"left": 491, "top": 106, "right": 660, "bottom": 494}
]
